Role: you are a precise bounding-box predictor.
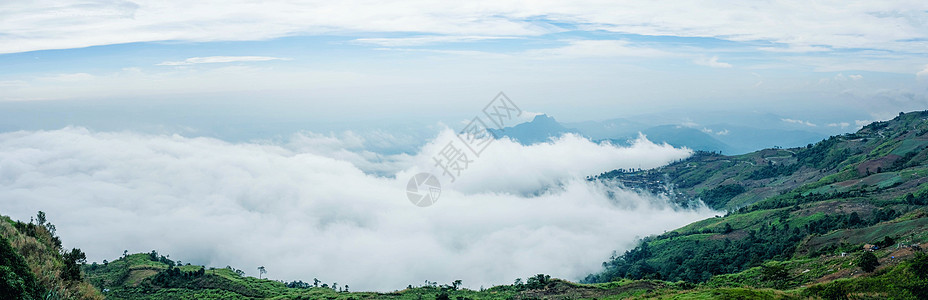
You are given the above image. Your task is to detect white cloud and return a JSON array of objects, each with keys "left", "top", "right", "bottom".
[
  {"left": 757, "top": 45, "right": 832, "bottom": 53},
  {"left": 701, "top": 128, "right": 729, "bottom": 136},
  {"left": 918, "top": 64, "right": 928, "bottom": 78},
  {"left": 3, "top": 1, "right": 925, "bottom": 54},
  {"left": 0, "top": 127, "right": 713, "bottom": 291},
  {"left": 157, "top": 56, "right": 290, "bottom": 66},
  {"left": 354, "top": 36, "right": 518, "bottom": 47},
  {"left": 827, "top": 122, "right": 850, "bottom": 129},
  {"left": 782, "top": 118, "right": 817, "bottom": 127},
  {"left": 693, "top": 56, "right": 732, "bottom": 68},
  {"left": 524, "top": 40, "right": 670, "bottom": 59},
  {"left": 831, "top": 73, "right": 863, "bottom": 81}
]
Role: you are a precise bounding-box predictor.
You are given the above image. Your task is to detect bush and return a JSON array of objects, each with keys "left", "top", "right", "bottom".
[{"left": 859, "top": 252, "right": 879, "bottom": 273}]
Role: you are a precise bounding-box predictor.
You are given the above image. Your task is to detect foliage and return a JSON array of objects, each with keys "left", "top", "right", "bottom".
[
  {"left": 0, "top": 235, "right": 44, "bottom": 300},
  {"left": 858, "top": 252, "right": 878, "bottom": 273},
  {"left": 698, "top": 184, "right": 746, "bottom": 209},
  {"left": 804, "top": 252, "right": 928, "bottom": 299},
  {"left": 0, "top": 212, "right": 103, "bottom": 300}
]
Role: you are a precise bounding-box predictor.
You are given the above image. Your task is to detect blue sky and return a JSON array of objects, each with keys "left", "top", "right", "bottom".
[{"left": 1, "top": 1, "right": 927, "bottom": 136}]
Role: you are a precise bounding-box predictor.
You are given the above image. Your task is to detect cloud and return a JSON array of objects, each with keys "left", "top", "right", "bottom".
[
  {"left": 524, "top": 40, "right": 670, "bottom": 59},
  {"left": 0, "top": 127, "right": 713, "bottom": 291},
  {"left": 827, "top": 122, "right": 850, "bottom": 129},
  {"left": 157, "top": 56, "right": 290, "bottom": 66},
  {"left": 918, "top": 64, "right": 928, "bottom": 78},
  {"left": 3, "top": 1, "right": 925, "bottom": 54},
  {"left": 353, "top": 36, "right": 518, "bottom": 47},
  {"left": 757, "top": 45, "right": 832, "bottom": 53},
  {"left": 848, "top": 74, "right": 863, "bottom": 80},
  {"left": 693, "top": 56, "right": 732, "bottom": 68},
  {"left": 781, "top": 118, "right": 817, "bottom": 127},
  {"left": 701, "top": 128, "right": 729, "bottom": 136}
]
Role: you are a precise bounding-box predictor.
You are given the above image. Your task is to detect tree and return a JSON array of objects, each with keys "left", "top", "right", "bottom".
[
  {"left": 36, "top": 211, "right": 46, "bottom": 226},
  {"left": 451, "top": 279, "right": 462, "bottom": 290},
  {"left": 258, "top": 266, "right": 267, "bottom": 279},
  {"left": 62, "top": 248, "right": 87, "bottom": 281},
  {"left": 759, "top": 262, "right": 789, "bottom": 288},
  {"left": 859, "top": 252, "right": 879, "bottom": 272},
  {"left": 313, "top": 278, "right": 320, "bottom": 287}
]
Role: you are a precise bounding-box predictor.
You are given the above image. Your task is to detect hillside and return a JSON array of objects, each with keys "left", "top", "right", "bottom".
[
  {"left": 0, "top": 212, "right": 103, "bottom": 299},
  {"left": 584, "top": 110, "right": 928, "bottom": 298}
]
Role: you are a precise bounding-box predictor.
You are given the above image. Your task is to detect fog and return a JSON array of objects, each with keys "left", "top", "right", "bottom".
[{"left": 0, "top": 127, "right": 717, "bottom": 291}]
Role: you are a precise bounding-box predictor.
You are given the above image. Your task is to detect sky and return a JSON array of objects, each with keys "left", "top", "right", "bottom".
[
  {"left": 1, "top": 0, "right": 928, "bottom": 292},
  {"left": 1, "top": 1, "right": 927, "bottom": 128}
]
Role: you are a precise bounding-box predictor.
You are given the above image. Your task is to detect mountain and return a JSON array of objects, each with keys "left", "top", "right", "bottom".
[
  {"left": 487, "top": 114, "right": 581, "bottom": 144},
  {"left": 703, "top": 124, "right": 830, "bottom": 154},
  {"left": 584, "top": 110, "right": 928, "bottom": 298},
  {"left": 604, "top": 110, "right": 841, "bottom": 154},
  {"left": 493, "top": 115, "right": 734, "bottom": 153},
  {"left": 638, "top": 125, "right": 732, "bottom": 153},
  {"left": 563, "top": 118, "right": 645, "bottom": 140}
]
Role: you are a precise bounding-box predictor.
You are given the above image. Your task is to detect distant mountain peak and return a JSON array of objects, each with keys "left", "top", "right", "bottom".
[
  {"left": 488, "top": 113, "right": 579, "bottom": 145},
  {"left": 532, "top": 113, "right": 553, "bottom": 121}
]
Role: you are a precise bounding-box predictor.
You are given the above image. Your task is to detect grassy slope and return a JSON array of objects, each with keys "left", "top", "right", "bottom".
[
  {"left": 0, "top": 213, "right": 103, "bottom": 299},
  {"left": 583, "top": 111, "right": 928, "bottom": 298}
]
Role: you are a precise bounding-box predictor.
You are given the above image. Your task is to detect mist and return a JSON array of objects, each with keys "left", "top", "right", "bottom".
[{"left": 0, "top": 127, "right": 716, "bottom": 291}]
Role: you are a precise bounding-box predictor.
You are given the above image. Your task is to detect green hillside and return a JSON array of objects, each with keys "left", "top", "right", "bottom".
[
  {"left": 584, "top": 111, "right": 928, "bottom": 298},
  {"left": 0, "top": 212, "right": 102, "bottom": 299}
]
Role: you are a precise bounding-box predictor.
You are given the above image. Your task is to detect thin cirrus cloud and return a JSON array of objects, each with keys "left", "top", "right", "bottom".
[
  {"left": 157, "top": 56, "right": 291, "bottom": 66},
  {"left": 0, "top": 1, "right": 926, "bottom": 54},
  {"left": 0, "top": 126, "right": 713, "bottom": 291}
]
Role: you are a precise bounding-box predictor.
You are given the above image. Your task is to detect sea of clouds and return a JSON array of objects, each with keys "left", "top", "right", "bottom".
[{"left": 0, "top": 126, "right": 717, "bottom": 291}]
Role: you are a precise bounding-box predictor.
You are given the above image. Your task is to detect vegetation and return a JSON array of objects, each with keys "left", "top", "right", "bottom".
[
  {"left": 0, "top": 212, "right": 102, "bottom": 299},
  {"left": 584, "top": 110, "right": 928, "bottom": 298}
]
